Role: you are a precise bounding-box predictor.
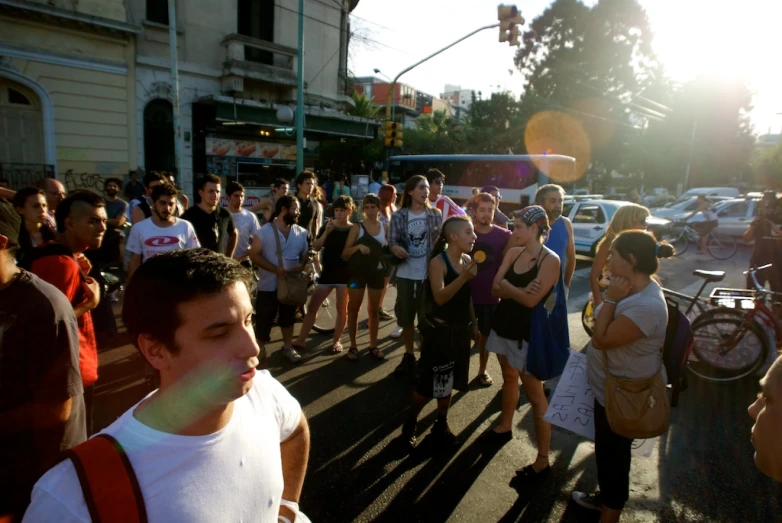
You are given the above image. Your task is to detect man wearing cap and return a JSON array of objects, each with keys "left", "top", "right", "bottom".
[
  {"left": 0, "top": 197, "right": 86, "bottom": 520},
  {"left": 426, "top": 169, "right": 465, "bottom": 226}
]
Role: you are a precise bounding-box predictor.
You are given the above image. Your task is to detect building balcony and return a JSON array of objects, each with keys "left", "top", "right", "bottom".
[{"left": 220, "top": 33, "right": 298, "bottom": 94}]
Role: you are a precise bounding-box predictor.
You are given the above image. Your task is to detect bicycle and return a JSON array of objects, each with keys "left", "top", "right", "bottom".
[
  {"left": 661, "top": 221, "right": 737, "bottom": 260},
  {"left": 581, "top": 268, "right": 725, "bottom": 336},
  {"left": 687, "top": 264, "right": 782, "bottom": 383}
]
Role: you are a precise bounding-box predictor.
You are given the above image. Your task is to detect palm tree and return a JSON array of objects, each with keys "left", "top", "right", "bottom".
[{"left": 350, "top": 92, "right": 381, "bottom": 120}]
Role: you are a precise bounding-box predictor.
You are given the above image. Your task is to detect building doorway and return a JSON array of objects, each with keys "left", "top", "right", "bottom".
[
  {"left": 143, "top": 99, "right": 175, "bottom": 174},
  {"left": 0, "top": 78, "right": 44, "bottom": 165}
]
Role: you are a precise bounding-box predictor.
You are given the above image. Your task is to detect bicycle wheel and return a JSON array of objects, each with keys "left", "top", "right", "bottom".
[
  {"left": 311, "top": 296, "right": 337, "bottom": 335},
  {"left": 661, "top": 227, "right": 688, "bottom": 255},
  {"left": 687, "top": 314, "right": 767, "bottom": 382},
  {"left": 708, "top": 233, "right": 737, "bottom": 260}
]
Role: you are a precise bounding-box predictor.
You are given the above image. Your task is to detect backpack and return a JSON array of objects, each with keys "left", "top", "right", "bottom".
[
  {"left": 64, "top": 434, "right": 147, "bottom": 522},
  {"left": 662, "top": 300, "right": 694, "bottom": 408}
]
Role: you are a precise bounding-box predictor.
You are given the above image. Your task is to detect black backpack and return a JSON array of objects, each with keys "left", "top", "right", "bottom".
[{"left": 662, "top": 300, "right": 695, "bottom": 407}]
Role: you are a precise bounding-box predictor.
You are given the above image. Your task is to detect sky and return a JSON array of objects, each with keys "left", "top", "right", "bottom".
[{"left": 348, "top": 0, "right": 782, "bottom": 136}]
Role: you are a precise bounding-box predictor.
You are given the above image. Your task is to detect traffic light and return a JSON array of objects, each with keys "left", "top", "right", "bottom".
[
  {"left": 385, "top": 121, "right": 403, "bottom": 148},
  {"left": 498, "top": 4, "right": 524, "bottom": 46}
]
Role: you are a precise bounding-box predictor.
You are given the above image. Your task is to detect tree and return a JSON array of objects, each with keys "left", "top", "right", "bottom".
[
  {"left": 349, "top": 92, "right": 380, "bottom": 120},
  {"left": 752, "top": 141, "right": 782, "bottom": 189}
]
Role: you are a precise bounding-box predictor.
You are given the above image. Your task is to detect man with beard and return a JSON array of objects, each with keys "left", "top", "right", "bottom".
[
  {"left": 126, "top": 183, "right": 200, "bottom": 281},
  {"left": 30, "top": 191, "right": 106, "bottom": 435},
  {"left": 534, "top": 184, "right": 576, "bottom": 290},
  {"left": 182, "top": 174, "right": 237, "bottom": 257},
  {"left": 130, "top": 171, "right": 166, "bottom": 224},
  {"left": 469, "top": 192, "right": 512, "bottom": 387},
  {"left": 250, "top": 195, "right": 310, "bottom": 364},
  {"left": 98, "top": 178, "right": 128, "bottom": 265}
]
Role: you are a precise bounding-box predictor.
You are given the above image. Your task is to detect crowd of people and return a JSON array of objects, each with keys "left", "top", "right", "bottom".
[{"left": 1, "top": 168, "right": 780, "bottom": 523}]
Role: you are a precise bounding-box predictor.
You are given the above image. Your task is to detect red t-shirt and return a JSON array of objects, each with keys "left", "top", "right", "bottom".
[{"left": 31, "top": 251, "right": 99, "bottom": 387}]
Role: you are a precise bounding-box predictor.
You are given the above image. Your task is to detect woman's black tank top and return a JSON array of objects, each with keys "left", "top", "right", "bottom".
[
  {"left": 492, "top": 250, "right": 549, "bottom": 341},
  {"left": 431, "top": 252, "right": 472, "bottom": 325}
]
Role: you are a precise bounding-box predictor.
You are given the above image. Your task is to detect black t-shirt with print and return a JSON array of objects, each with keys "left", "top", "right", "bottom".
[
  {"left": 182, "top": 204, "right": 236, "bottom": 253},
  {"left": 0, "top": 270, "right": 86, "bottom": 514}
]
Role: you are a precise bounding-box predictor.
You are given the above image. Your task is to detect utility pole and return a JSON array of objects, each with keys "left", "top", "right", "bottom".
[
  {"left": 295, "top": 0, "right": 305, "bottom": 174},
  {"left": 168, "top": 0, "right": 182, "bottom": 186}
]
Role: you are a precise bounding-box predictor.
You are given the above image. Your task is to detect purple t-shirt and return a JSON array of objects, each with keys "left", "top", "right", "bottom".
[{"left": 470, "top": 226, "right": 512, "bottom": 305}]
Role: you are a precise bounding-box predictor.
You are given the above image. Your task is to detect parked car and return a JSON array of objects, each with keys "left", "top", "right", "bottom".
[
  {"left": 650, "top": 196, "right": 732, "bottom": 219},
  {"left": 679, "top": 186, "right": 740, "bottom": 200},
  {"left": 562, "top": 199, "right": 670, "bottom": 256},
  {"left": 669, "top": 197, "right": 761, "bottom": 237}
]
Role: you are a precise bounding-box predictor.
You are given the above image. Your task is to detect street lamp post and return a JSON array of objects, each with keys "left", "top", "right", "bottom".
[
  {"left": 168, "top": 0, "right": 182, "bottom": 186},
  {"left": 295, "top": 0, "right": 305, "bottom": 174}
]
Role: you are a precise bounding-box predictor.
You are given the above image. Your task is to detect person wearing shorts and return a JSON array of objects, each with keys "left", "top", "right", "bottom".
[
  {"left": 387, "top": 175, "right": 442, "bottom": 377},
  {"left": 469, "top": 192, "right": 512, "bottom": 386},
  {"left": 400, "top": 216, "right": 478, "bottom": 451},
  {"left": 343, "top": 194, "right": 389, "bottom": 360}
]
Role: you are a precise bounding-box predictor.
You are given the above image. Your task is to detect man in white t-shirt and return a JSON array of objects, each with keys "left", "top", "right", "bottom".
[
  {"left": 387, "top": 175, "right": 442, "bottom": 376},
  {"left": 126, "top": 183, "right": 200, "bottom": 280},
  {"left": 225, "top": 181, "right": 262, "bottom": 263},
  {"left": 23, "top": 249, "right": 310, "bottom": 523},
  {"left": 426, "top": 168, "right": 465, "bottom": 226}
]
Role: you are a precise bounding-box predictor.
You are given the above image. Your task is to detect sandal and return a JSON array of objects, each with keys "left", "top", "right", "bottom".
[
  {"left": 368, "top": 346, "right": 385, "bottom": 360},
  {"left": 346, "top": 347, "right": 359, "bottom": 360},
  {"left": 478, "top": 372, "right": 493, "bottom": 386},
  {"left": 331, "top": 341, "right": 343, "bottom": 353}
]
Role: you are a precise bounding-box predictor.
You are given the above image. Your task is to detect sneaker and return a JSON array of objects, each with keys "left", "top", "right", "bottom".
[
  {"left": 282, "top": 345, "right": 302, "bottom": 363},
  {"left": 571, "top": 491, "right": 602, "bottom": 512},
  {"left": 379, "top": 309, "right": 395, "bottom": 321},
  {"left": 390, "top": 325, "right": 403, "bottom": 338},
  {"left": 394, "top": 353, "right": 416, "bottom": 375},
  {"left": 401, "top": 418, "right": 417, "bottom": 450}
]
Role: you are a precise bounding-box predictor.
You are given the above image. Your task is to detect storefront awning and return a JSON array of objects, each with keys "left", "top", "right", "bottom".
[{"left": 213, "top": 100, "right": 379, "bottom": 140}]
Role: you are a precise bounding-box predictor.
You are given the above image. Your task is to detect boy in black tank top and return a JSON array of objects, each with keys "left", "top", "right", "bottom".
[{"left": 400, "top": 216, "right": 479, "bottom": 451}]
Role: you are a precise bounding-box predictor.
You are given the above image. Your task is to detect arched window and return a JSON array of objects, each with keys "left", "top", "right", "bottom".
[
  {"left": 0, "top": 79, "right": 43, "bottom": 164},
  {"left": 144, "top": 99, "right": 175, "bottom": 173}
]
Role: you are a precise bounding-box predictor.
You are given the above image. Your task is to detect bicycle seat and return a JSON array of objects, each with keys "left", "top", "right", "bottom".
[{"left": 693, "top": 269, "right": 725, "bottom": 283}]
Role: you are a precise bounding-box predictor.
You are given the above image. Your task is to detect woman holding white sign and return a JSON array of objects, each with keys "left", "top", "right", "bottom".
[
  {"left": 571, "top": 231, "right": 673, "bottom": 523},
  {"left": 484, "top": 206, "right": 560, "bottom": 481}
]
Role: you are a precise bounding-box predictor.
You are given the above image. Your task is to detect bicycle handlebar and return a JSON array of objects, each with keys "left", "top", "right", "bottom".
[{"left": 744, "top": 264, "right": 781, "bottom": 297}]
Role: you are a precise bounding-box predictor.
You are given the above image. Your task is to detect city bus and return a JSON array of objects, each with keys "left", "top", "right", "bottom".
[{"left": 387, "top": 154, "right": 577, "bottom": 214}]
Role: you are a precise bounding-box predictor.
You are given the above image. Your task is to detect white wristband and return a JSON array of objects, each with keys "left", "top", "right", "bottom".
[
  {"left": 280, "top": 500, "right": 299, "bottom": 514},
  {"left": 278, "top": 517, "right": 292, "bottom": 523}
]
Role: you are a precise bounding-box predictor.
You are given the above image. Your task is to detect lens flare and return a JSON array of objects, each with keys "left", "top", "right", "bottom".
[{"left": 524, "top": 111, "right": 591, "bottom": 183}]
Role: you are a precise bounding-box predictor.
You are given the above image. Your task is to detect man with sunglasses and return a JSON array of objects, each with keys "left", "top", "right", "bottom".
[{"left": 425, "top": 169, "right": 465, "bottom": 227}]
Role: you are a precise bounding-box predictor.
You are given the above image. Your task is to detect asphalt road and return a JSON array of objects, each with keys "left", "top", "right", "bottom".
[{"left": 93, "top": 245, "right": 782, "bottom": 522}]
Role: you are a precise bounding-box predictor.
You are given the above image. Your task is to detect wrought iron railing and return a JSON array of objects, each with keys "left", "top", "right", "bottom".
[{"left": 0, "top": 163, "right": 55, "bottom": 189}]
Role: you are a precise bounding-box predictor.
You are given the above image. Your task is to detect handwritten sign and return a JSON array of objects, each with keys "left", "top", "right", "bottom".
[
  {"left": 544, "top": 350, "right": 658, "bottom": 457},
  {"left": 544, "top": 350, "right": 595, "bottom": 439}
]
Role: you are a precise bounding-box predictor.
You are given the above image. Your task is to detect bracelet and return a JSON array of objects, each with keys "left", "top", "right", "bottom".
[{"left": 603, "top": 299, "right": 618, "bottom": 306}]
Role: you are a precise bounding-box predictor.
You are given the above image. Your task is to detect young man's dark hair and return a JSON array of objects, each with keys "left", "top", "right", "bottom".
[
  {"left": 54, "top": 190, "right": 106, "bottom": 233},
  {"left": 123, "top": 248, "right": 255, "bottom": 353},
  {"left": 197, "top": 173, "right": 222, "bottom": 191},
  {"left": 226, "top": 181, "right": 244, "bottom": 196},
  {"left": 143, "top": 171, "right": 167, "bottom": 189},
  {"left": 104, "top": 177, "right": 123, "bottom": 190},
  {"left": 12, "top": 186, "right": 45, "bottom": 209},
  {"left": 273, "top": 194, "right": 297, "bottom": 219},
  {"left": 425, "top": 168, "right": 446, "bottom": 184},
  {"left": 295, "top": 170, "right": 317, "bottom": 188},
  {"left": 273, "top": 178, "right": 289, "bottom": 189},
  {"left": 151, "top": 183, "right": 178, "bottom": 202}
]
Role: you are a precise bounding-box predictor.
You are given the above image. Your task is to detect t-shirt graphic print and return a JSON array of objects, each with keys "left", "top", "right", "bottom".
[{"left": 396, "top": 210, "right": 429, "bottom": 281}]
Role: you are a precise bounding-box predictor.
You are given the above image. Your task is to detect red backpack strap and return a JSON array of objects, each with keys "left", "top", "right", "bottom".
[{"left": 65, "top": 434, "right": 148, "bottom": 523}]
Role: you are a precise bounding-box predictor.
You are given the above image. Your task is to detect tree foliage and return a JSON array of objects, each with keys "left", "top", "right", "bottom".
[{"left": 752, "top": 141, "right": 782, "bottom": 189}]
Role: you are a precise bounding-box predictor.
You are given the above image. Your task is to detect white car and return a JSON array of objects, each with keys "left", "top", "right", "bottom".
[
  {"left": 670, "top": 198, "right": 760, "bottom": 237},
  {"left": 563, "top": 200, "right": 670, "bottom": 256},
  {"left": 651, "top": 196, "right": 732, "bottom": 220}
]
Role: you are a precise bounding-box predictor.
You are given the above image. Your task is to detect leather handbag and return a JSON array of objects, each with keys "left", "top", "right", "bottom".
[
  {"left": 270, "top": 221, "right": 309, "bottom": 306},
  {"left": 602, "top": 349, "right": 670, "bottom": 439}
]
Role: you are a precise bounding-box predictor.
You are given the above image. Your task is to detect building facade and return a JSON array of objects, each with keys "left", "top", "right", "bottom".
[
  {"left": 0, "top": 0, "right": 138, "bottom": 191},
  {"left": 355, "top": 76, "right": 453, "bottom": 130},
  {"left": 130, "top": 0, "right": 376, "bottom": 201}
]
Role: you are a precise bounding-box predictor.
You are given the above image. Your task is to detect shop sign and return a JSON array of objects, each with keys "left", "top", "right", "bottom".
[{"left": 206, "top": 137, "right": 296, "bottom": 161}]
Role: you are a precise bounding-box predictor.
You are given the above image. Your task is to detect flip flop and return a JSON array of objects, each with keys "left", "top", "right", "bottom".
[
  {"left": 331, "top": 341, "right": 344, "bottom": 353},
  {"left": 478, "top": 372, "right": 493, "bottom": 386}
]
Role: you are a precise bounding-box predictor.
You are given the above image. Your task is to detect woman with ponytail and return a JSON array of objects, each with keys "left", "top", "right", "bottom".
[
  {"left": 572, "top": 231, "right": 674, "bottom": 522},
  {"left": 399, "top": 215, "right": 478, "bottom": 450}
]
